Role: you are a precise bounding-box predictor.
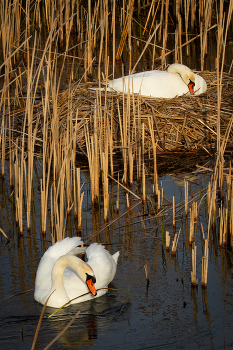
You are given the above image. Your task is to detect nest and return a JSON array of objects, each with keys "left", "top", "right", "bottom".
[
  {"left": 10, "top": 70, "right": 233, "bottom": 174},
  {"left": 58, "top": 70, "right": 233, "bottom": 150}
]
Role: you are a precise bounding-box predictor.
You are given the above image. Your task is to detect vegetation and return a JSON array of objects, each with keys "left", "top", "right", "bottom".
[{"left": 0, "top": 0, "right": 233, "bottom": 283}]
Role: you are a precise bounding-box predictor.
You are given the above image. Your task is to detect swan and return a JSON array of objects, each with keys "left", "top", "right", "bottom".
[
  {"left": 34, "top": 237, "right": 119, "bottom": 308},
  {"left": 107, "top": 63, "right": 207, "bottom": 98}
]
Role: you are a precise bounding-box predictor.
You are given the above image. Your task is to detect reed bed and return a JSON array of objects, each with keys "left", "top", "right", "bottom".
[
  {"left": 49, "top": 70, "right": 233, "bottom": 157},
  {"left": 7, "top": 70, "right": 230, "bottom": 167},
  {"left": 3, "top": 69, "right": 233, "bottom": 244}
]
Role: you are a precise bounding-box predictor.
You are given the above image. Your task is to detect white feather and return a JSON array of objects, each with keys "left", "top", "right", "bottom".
[
  {"left": 34, "top": 237, "right": 119, "bottom": 308},
  {"left": 107, "top": 63, "right": 207, "bottom": 98}
]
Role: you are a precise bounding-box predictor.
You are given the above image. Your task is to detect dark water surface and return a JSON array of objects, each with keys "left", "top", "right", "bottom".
[
  {"left": 1, "top": 2, "right": 233, "bottom": 348},
  {"left": 0, "top": 168, "right": 233, "bottom": 349}
]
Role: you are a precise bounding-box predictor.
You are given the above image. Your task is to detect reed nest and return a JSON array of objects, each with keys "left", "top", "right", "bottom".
[{"left": 11, "top": 70, "right": 233, "bottom": 173}]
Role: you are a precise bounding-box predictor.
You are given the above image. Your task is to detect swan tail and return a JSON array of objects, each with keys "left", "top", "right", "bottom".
[{"left": 112, "top": 251, "right": 120, "bottom": 265}]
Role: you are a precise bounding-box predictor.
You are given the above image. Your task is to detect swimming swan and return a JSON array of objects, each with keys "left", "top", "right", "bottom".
[
  {"left": 34, "top": 237, "right": 119, "bottom": 308},
  {"left": 107, "top": 63, "right": 207, "bottom": 98}
]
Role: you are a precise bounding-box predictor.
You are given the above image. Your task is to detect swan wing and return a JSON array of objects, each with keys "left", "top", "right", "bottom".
[
  {"left": 86, "top": 243, "right": 119, "bottom": 290},
  {"left": 194, "top": 74, "right": 207, "bottom": 95},
  {"left": 34, "top": 237, "right": 83, "bottom": 304},
  {"left": 108, "top": 69, "right": 207, "bottom": 98},
  {"left": 63, "top": 244, "right": 119, "bottom": 303},
  {"left": 108, "top": 70, "right": 190, "bottom": 98}
]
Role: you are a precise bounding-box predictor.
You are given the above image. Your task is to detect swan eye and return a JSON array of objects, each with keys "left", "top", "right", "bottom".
[
  {"left": 188, "top": 80, "right": 195, "bottom": 94},
  {"left": 86, "top": 273, "right": 96, "bottom": 284}
]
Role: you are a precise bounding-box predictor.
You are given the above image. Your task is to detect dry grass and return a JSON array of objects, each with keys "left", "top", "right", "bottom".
[{"left": 21, "top": 69, "right": 232, "bottom": 157}]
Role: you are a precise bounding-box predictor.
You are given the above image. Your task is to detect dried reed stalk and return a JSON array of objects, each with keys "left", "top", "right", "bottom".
[
  {"left": 185, "top": 180, "right": 188, "bottom": 217},
  {"left": 173, "top": 196, "right": 175, "bottom": 227},
  {"left": 102, "top": 151, "right": 109, "bottom": 222},
  {"left": 191, "top": 243, "right": 198, "bottom": 286},
  {"left": 144, "top": 263, "right": 150, "bottom": 288},
  {"left": 126, "top": 193, "right": 130, "bottom": 210},
  {"left": 189, "top": 207, "right": 193, "bottom": 244},
  {"left": 17, "top": 161, "right": 23, "bottom": 234},
  {"left": 0, "top": 227, "right": 9, "bottom": 240},
  {"left": 157, "top": 189, "right": 161, "bottom": 210},
  {"left": 142, "top": 161, "right": 146, "bottom": 202},
  {"left": 129, "top": 145, "right": 134, "bottom": 186},
  {"left": 172, "top": 228, "right": 181, "bottom": 255},
  {"left": 148, "top": 117, "right": 158, "bottom": 198},
  {"left": 116, "top": 0, "right": 134, "bottom": 61},
  {"left": 201, "top": 239, "right": 209, "bottom": 287},
  {"left": 76, "top": 168, "right": 84, "bottom": 232},
  {"left": 85, "top": 121, "right": 99, "bottom": 204},
  {"left": 116, "top": 172, "right": 120, "bottom": 212},
  {"left": 166, "top": 231, "right": 170, "bottom": 250},
  {"left": 0, "top": 117, "right": 6, "bottom": 178}
]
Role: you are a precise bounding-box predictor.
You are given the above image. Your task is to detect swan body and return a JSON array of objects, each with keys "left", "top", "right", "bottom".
[
  {"left": 34, "top": 237, "right": 119, "bottom": 308},
  {"left": 107, "top": 63, "right": 207, "bottom": 98}
]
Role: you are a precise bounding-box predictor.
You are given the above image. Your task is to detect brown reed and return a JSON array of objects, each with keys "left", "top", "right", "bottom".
[
  {"left": 189, "top": 203, "right": 196, "bottom": 245},
  {"left": 144, "top": 263, "right": 150, "bottom": 288},
  {"left": 76, "top": 168, "right": 84, "bottom": 231},
  {"left": 201, "top": 239, "right": 209, "bottom": 287},
  {"left": 173, "top": 196, "right": 175, "bottom": 227},
  {"left": 191, "top": 242, "right": 198, "bottom": 286},
  {"left": 166, "top": 231, "right": 170, "bottom": 250},
  {"left": 172, "top": 228, "right": 181, "bottom": 255}
]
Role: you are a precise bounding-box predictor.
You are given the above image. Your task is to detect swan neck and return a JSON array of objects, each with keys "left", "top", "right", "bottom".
[
  {"left": 167, "top": 63, "right": 195, "bottom": 86},
  {"left": 52, "top": 255, "right": 92, "bottom": 288}
]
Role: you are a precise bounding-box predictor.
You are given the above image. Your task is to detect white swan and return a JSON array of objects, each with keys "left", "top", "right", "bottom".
[
  {"left": 107, "top": 63, "right": 207, "bottom": 98},
  {"left": 34, "top": 237, "right": 119, "bottom": 308}
]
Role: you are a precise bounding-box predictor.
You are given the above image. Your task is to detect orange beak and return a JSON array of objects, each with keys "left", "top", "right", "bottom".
[
  {"left": 188, "top": 81, "right": 195, "bottom": 94},
  {"left": 86, "top": 278, "right": 97, "bottom": 296}
]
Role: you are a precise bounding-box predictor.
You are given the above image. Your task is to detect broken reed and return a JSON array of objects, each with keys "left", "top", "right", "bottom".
[
  {"left": 191, "top": 242, "right": 198, "bottom": 286},
  {"left": 166, "top": 231, "right": 170, "bottom": 250},
  {"left": 189, "top": 202, "right": 197, "bottom": 245},
  {"left": 172, "top": 228, "right": 181, "bottom": 255},
  {"left": 201, "top": 239, "right": 209, "bottom": 287}
]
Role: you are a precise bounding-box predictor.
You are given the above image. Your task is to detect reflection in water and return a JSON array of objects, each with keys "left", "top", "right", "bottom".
[
  {"left": 45, "top": 294, "right": 128, "bottom": 349},
  {"left": 202, "top": 288, "right": 211, "bottom": 324},
  {"left": 191, "top": 287, "right": 198, "bottom": 324}
]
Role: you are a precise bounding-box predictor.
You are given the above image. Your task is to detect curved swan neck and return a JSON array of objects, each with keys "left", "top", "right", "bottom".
[
  {"left": 167, "top": 63, "right": 195, "bottom": 85},
  {"left": 46, "top": 255, "right": 95, "bottom": 308},
  {"left": 52, "top": 255, "right": 93, "bottom": 288}
]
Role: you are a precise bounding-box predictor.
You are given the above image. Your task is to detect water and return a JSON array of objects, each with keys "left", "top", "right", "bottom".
[
  {"left": 1, "top": 2, "right": 233, "bottom": 348},
  {"left": 0, "top": 167, "right": 233, "bottom": 350}
]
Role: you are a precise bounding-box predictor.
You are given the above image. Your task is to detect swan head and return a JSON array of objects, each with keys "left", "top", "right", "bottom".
[
  {"left": 167, "top": 63, "right": 196, "bottom": 94},
  {"left": 187, "top": 80, "right": 195, "bottom": 94},
  {"left": 85, "top": 273, "right": 97, "bottom": 296}
]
